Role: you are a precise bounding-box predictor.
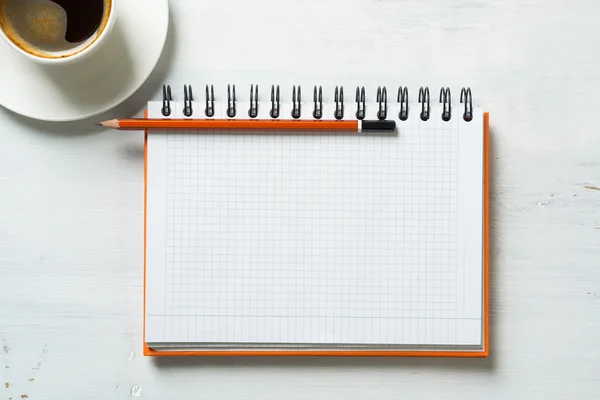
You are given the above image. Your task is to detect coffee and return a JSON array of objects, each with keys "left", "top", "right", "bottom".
[{"left": 0, "top": 0, "right": 111, "bottom": 59}]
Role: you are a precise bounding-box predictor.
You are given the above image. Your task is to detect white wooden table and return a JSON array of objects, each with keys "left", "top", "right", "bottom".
[{"left": 2, "top": 0, "right": 600, "bottom": 398}]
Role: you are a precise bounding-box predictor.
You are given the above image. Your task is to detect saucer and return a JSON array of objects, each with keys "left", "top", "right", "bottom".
[{"left": 0, "top": 0, "right": 169, "bottom": 122}]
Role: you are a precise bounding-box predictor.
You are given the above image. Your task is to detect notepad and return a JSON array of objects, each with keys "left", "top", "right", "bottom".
[{"left": 143, "top": 85, "right": 489, "bottom": 356}]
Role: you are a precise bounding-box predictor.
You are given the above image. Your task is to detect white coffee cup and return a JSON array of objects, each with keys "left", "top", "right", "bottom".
[{"left": 0, "top": 0, "right": 116, "bottom": 65}]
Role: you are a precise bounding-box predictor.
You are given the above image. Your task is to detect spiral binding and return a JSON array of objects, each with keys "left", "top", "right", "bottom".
[
  {"left": 313, "top": 86, "right": 323, "bottom": 119},
  {"left": 355, "top": 86, "right": 365, "bottom": 120},
  {"left": 205, "top": 85, "right": 214, "bottom": 117},
  {"left": 160, "top": 84, "right": 474, "bottom": 121},
  {"left": 226, "top": 84, "right": 236, "bottom": 118},
  {"left": 460, "top": 87, "right": 473, "bottom": 122},
  {"left": 270, "top": 85, "right": 280, "bottom": 119},
  {"left": 439, "top": 87, "right": 451, "bottom": 122},
  {"left": 418, "top": 87, "right": 430, "bottom": 121},
  {"left": 183, "top": 85, "right": 193, "bottom": 117},
  {"left": 291, "top": 86, "right": 301, "bottom": 119},
  {"left": 397, "top": 87, "right": 408, "bottom": 121},
  {"left": 334, "top": 86, "right": 344, "bottom": 120},
  {"left": 376, "top": 86, "right": 387, "bottom": 120},
  {"left": 248, "top": 84, "right": 258, "bottom": 118},
  {"left": 161, "top": 85, "right": 172, "bottom": 117}
]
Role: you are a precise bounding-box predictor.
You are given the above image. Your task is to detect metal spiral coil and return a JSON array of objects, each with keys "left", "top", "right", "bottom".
[
  {"left": 161, "top": 85, "right": 172, "bottom": 117},
  {"left": 159, "top": 85, "right": 473, "bottom": 121},
  {"left": 460, "top": 87, "right": 473, "bottom": 122},
  {"left": 418, "top": 86, "right": 430, "bottom": 121},
  {"left": 183, "top": 85, "right": 193, "bottom": 117},
  {"left": 439, "top": 87, "right": 451, "bottom": 122}
]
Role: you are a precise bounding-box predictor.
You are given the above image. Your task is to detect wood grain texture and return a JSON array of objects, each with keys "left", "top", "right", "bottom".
[{"left": 1, "top": 0, "right": 600, "bottom": 398}]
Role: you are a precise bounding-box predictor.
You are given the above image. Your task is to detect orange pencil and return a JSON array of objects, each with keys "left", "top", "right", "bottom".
[{"left": 97, "top": 118, "right": 396, "bottom": 132}]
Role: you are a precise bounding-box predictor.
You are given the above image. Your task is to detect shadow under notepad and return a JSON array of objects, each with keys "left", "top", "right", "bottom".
[
  {"left": 486, "top": 126, "right": 500, "bottom": 369},
  {"left": 152, "top": 353, "right": 494, "bottom": 371}
]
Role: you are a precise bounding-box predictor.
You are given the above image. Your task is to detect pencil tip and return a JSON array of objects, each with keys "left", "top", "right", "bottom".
[{"left": 96, "top": 123, "right": 102, "bottom": 126}]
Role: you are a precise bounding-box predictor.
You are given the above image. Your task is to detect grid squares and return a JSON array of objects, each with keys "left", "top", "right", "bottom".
[{"left": 159, "top": 121, "right": 460, "bottom": 345}]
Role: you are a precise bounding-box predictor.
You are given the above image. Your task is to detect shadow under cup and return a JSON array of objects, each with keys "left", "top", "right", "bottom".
[{"left": 0, "top": 0, "right": 113, "bottom": 60}]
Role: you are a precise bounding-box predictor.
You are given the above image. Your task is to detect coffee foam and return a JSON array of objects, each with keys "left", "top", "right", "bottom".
[{"left": 0, "top": 0, "right": 111, "bottom": 59}]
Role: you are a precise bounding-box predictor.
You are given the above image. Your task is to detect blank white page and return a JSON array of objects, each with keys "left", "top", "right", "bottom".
[{"left": 145, "top": 99, "right": 484, "bottom": 348}]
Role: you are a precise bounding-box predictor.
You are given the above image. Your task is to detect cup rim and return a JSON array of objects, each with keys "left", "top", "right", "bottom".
[{"left": 0, "top": 0, "right": 116, "bottom": 65}]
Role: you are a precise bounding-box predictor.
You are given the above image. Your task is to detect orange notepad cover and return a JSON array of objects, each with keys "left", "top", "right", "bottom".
[{"left": 142, "top": 112, "right": 490, "bottom": 357}]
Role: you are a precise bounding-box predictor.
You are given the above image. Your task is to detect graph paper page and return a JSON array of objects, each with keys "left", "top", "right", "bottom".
[{"left": 145, "top": 101, "right": 484, "bottom": 347}]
